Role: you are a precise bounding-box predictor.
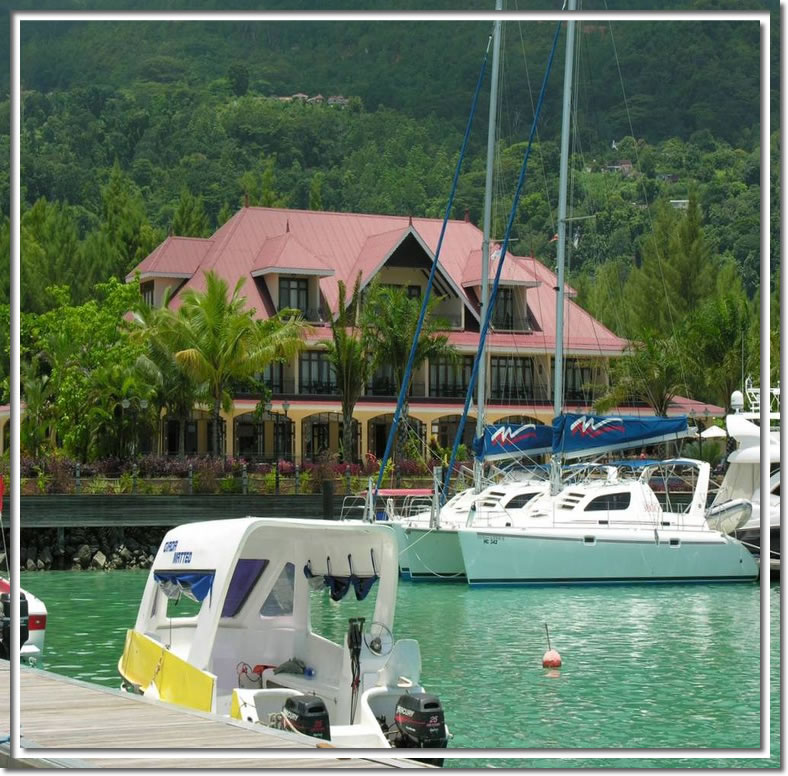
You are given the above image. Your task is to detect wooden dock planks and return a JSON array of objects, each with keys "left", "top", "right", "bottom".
[{"left": 0, "top": 661, "right": 432, "bottom": 768}]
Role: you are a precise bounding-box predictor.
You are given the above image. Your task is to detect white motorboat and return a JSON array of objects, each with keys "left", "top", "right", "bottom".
[
  {"left": 0, "top": 577, "right": 47, "bottom": 664},
  {"left": 710, "top": 380, "right": 780, "bottom": 574},
  {"left": 118, "top": 517, "right": 448, "bottom": 758},
  {"left": 456, "top": 459, "right": 759, "bottom": 586}
]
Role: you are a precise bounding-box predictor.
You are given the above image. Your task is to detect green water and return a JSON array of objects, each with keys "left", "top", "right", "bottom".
[{"left": 20, "top": 571, "right": 779, "bottom": 768}]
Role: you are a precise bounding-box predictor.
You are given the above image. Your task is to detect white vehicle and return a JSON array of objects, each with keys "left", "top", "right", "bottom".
[{"left": 118, "top": 517, "right": 448, "bottom": 758}]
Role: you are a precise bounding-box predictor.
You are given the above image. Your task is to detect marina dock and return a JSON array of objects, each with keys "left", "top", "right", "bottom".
[{"left": 0, "top": 662, "right": 431, "bottom": 768}]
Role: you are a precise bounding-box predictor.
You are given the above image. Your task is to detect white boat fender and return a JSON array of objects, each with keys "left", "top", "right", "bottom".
[{"left": 542, "top": 624, "right": 562, "bottom": 668}]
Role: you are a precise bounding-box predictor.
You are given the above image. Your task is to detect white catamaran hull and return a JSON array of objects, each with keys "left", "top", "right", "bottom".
[
  {"left": 457, "top": 527, "right": 759, "bottom": 586},
  {"left": 391, "top": 523, "right": 465, "bottom": 581}
]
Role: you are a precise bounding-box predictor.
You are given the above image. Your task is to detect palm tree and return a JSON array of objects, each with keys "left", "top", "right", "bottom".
[
  {"left": 364, "top": 282, "right": 457, "bottom": 466},
  {"left": 594, "top": 330, "right": 687, "bottom": 417},
  {"left": 172, "top": 270, "right": 310, "bottom": 458},
  {"left": 20, "top": 359, "right": 52, "bottom": 458},
  {"left": 322, "top": 274, "right": 372, "bottom": 463},
  {"left": 131, "top": 291, "right": 198, "bottom": 457}
]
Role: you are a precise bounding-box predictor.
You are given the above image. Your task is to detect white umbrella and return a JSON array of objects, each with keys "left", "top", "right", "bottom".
[{"left": 701, "top": 425, "right": 727, "bottom": 439}]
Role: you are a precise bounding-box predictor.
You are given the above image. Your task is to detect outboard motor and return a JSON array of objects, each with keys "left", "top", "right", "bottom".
[
  {"left": 282, "top": 695, "right": 331, "bottom": 741},
  {"left": 0, "top": 592, "right": 28, "bottom": 660},
  {"left": 393, "top": 693, "right": 448, "bottom": 764}
]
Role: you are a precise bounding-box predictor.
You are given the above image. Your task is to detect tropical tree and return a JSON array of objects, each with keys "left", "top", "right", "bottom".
[
  {"left": 594, "top": 331, "right": 688, "bottom": 417},
  {"left": 682, "top": 259, "right": 752, "bottom": 410},
  {"left": 322, "top": 274, "right": 372, "bottom": 463},
  {"left": 364, "top": 283, "right": 457, "bottom": 465},
  {"left": 131, "top": 290, "right": 198, "bottom": 458},
  {"left": 171, "top": 270, "right": 309, "bottom": 457},
  {"left": 172, "top": 188, "right": 211, "bottom": 237},
  {"left": 20, "top": 358, "right": 53, "bottom": 458}
]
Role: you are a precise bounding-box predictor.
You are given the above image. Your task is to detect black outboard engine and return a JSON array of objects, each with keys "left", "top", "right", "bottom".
[
  {"left": 283, "top": 695, "right": 331, "bottom": 741},
  {"left": 0, "top": 592, "right": 28, "bottom": 660},
  {"left": 393, "top": 693, "right": 448, "bottom": 765}
]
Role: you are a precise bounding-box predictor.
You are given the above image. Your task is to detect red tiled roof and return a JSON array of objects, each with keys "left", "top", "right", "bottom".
[
  {"left": 127, "top": 236, "right": 212, "bottom": 280},
  {"left": 251, "top": 233, "right": 334, "bottom": 278},
  {"left": 128, "top": 206, "right": 628, "bottom": 354}
]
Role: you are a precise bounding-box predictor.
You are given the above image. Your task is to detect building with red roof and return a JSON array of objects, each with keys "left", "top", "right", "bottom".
[{"left": 126, "top": 204, "right": 709, "bottom": 464}]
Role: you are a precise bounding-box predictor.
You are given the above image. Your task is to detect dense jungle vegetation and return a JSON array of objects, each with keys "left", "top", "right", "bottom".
[{"left": 2, "top": 0, "right": 780, "bottom": 427}]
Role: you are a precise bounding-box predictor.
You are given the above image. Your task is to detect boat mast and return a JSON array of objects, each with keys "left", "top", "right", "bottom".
[
  {"left": 550, "top": 0, "right": 577, "bottom": 495},
  {"left": 474, "top": 0, "right": 502, "bottom": 493}
]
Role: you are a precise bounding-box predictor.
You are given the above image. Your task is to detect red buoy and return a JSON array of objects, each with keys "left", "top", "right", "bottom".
[{"left": 542, "top": 648, "right": 562, "bottom": 668}]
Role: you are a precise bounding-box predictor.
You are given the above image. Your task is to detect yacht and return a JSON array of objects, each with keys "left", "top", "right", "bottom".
[{"left": 710, "top": 380, "right": 780, "bottom": 575}]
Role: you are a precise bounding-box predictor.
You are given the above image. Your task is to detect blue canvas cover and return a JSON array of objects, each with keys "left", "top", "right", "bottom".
[
  {"left": 154, "top": 571, "right": 214, "bottom": 603},
  {"left": 473, "top": 422, "right": 553, "bottom": 461},
  {"left": 552, "top": 413, "right": 689, "bottom": 459}
]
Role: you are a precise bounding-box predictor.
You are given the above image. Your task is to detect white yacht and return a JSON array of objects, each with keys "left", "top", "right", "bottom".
[{"left": 710, "top": 380, "right": 780, "bottom": 575}]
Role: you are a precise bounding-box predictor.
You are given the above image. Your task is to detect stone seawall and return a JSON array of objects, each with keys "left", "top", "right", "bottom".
[{"left": 10, "top": 527, "right": 169, "bottom": 572}]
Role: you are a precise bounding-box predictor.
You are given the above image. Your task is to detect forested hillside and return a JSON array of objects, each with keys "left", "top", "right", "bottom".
[{"left": 2, "top": 0, "right": 779, "bottom": 411}]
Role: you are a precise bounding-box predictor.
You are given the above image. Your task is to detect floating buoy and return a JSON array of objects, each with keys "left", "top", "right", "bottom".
[
  {"left": 542, "top": 648, "right": 562, "bottom": 668},
  {"left": 542, "top": 623, "right": 562, "bottom": 668}
]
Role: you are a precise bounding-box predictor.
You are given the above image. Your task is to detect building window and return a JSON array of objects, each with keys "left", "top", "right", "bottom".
[
  {"left": 491, "top": 287, "right": 514, "bottom": 329},
  {"left": 490, "top": 356, "right": 534, "bottom": 401},
  {"left": 141, "top": 281, "right": 154, "bottom": 307},
  {"left": 263, "top": 363, "right": 284, "bottom": 393},
  {"left": 279, "top": 277, "right": 308, "bottom": 315},
  {"left": 407, "top": 285, "right": 421, "bottom": 299},
  {"left": 369, "top": 364, "right": 396, "bottom": 396},
  {"left": 429, "top": 356, "right": 473, "bottom": 398},
  {"left": 299, "top": 351, "right": 336, "bottom": 394},
  {"left": 562, "top": 358, "right": 594, "bottom": 403}
]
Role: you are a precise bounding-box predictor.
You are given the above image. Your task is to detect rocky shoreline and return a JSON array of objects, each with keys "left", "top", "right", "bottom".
[{"left": 11, "top": 527, "right": 169, "bottom": 572}]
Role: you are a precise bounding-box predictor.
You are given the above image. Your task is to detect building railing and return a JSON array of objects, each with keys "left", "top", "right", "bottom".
[
  {"left": 277, "top": 306, "right": 327, "bottom": 323},
  {"left": 300, "top": 380, "right": 339, "bottom": 395},
  {"left": 365, "top": 380, "right": 426, "bottom": 398}
]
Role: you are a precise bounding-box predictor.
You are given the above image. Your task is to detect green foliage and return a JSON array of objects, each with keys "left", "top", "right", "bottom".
[{"left": 227, "top": 63, "right": 249, "bottom": 97}]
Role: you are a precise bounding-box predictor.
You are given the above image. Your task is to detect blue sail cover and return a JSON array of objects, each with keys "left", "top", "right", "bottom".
[
  {"left": 552, "top": 413, "right": 689, "bottom": 459},
  {"left": 473, "top": 423, "right": 553, "bottom": 461}
]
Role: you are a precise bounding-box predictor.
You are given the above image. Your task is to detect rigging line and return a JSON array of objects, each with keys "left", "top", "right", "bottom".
[
  {"left": 374, "top": 32, "right": 493, "bottom": 499},
  {"left": 514, "top": 1, "right": 555, "bottom": 234},
  {"left": 603, "top": 4, "right": 691, "bottom": 396},
  {"left": 442, "top": 19, "right": 565, "bottom": 505}
]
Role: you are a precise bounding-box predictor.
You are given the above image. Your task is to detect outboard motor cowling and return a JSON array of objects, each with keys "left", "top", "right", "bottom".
[
  {"left": 0, "top": 592, "right": 28, "bottom": 660},
  {"left": 283, "top": 695, "right": 331, "bottom": 741},
  {"left": 394, "top": 692, "right": 448, "bottom": 753}
]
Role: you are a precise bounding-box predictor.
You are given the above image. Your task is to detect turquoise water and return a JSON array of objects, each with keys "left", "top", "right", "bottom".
[{"left": 20, "top": 571, "right": 779, "bottom": 768}]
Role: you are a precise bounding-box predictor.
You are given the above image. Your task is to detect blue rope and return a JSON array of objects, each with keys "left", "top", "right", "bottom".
[
  {"left": 441, "top": 19, "right": 564, "bottom": 504},
  {"left": 374, "top": 31, "right": 493, "bottom": 498}
]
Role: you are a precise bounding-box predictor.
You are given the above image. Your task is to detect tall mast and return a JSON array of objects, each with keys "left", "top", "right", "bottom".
[
  {"left": 474, "top": 0, "right": 502, "bottom": 493},
  {"left": 550, "top": 0, "right": 577, "bottom": 495},
  {"left": 553, "top": 0, "right": 576, "bottom": 417}
]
